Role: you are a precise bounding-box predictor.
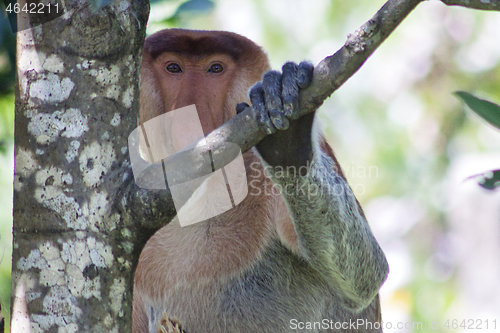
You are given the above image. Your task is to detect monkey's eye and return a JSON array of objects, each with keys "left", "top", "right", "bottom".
[
  {"left": 166, "top": 63, "right": 182, "bottom": 73},
  {"left": 208, "top": 63, "right": 224, "bottom": 73}
]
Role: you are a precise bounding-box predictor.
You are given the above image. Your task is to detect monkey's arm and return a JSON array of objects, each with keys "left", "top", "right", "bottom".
[
  {"left": 250, "top": 62, "right": 389, "bottom": 311},
  {"left": 265, "top": 150, "right": 388, "bottom": 311}
]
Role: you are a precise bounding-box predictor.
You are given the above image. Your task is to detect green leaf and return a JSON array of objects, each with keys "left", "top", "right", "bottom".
[
  {"left": 454, "top": 91, "right": 500, "bottom": 130},
  {"left": 469, "top": 170, "right": 500, "bottom": 190}
]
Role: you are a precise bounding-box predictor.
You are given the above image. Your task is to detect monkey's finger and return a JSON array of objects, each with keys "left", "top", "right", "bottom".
[
  {"left": 281, "top": 62, "right": 300, "bottom": 119},
  {"left": 297, "top": 61, "right": 314, "bottom": 89},
  {"left": 269, "top": 108, "right": 289, "bottom": 130},
  {"left": 262, "top": 71, "right": 289, "bottom": 130},
  {"left": 235, "top": 102, "right": 249, "bottom": 114},
  {"left": 250, "top": 82, "right": 276, "bottom": 135}
]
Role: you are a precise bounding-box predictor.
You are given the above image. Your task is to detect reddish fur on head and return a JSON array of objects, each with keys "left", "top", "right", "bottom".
[{"left": 140, "top": 29, "right": 270, "bottom": 136}]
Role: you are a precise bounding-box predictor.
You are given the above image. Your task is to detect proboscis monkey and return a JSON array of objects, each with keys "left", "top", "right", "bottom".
[{"left": 133, "top": 29, "right": 389, "bottom": 333}]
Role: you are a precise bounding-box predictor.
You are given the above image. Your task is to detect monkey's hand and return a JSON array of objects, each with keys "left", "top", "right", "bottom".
[{"left": 243, "top": 61, "right": 315, "bottom": 169}]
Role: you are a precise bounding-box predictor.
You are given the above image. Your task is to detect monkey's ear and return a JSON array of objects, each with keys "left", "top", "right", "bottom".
[{"left": 235, "top": 102, "right": 249, "bottom": 114}]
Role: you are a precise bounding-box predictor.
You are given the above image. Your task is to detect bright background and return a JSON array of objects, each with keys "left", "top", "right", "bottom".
[{"left": 1, "top": 0, "right": 500, "bottom": 332}]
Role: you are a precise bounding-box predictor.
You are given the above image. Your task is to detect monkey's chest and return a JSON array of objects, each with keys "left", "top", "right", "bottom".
[{"left": 152, "top": 242, "right": 350, "bottom": 333}]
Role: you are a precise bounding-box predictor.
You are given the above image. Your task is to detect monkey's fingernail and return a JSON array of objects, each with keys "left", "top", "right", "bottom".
[
  {"left": 298, "top": 73, "right": 312, "bottom": 88},
  {"left": 281, "top": 117, "right": 290, "bottom": 129},
  {"left": 298, "top": 75, "right": 306, "bottom": 87},
  {"left": 284, "top": 104, "right": 293, "bottom": 117}
]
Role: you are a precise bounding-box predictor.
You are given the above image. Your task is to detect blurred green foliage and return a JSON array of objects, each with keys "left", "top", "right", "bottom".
[
  {"left": 0, "top": 3, "right": 15, "bottom": 331},
  {"left": 0, "top": 2, "right": 15, "bottom": 153},
  {"left": 0, "top": 12, "right": 15, "bottom": 95},
  {"left": 0, "top": 94, "right": 14, "bottom": 154},
  {"left": 148, "top": 0, "right": 215, "bottom": 27}
]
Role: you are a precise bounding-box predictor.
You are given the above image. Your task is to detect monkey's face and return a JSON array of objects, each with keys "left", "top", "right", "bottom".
[
  {"left": 139, "top": 29, "right": 269, "bottom": 156},
  {"left": 151, "top": 53, "right": 243, "bottom": 141}
]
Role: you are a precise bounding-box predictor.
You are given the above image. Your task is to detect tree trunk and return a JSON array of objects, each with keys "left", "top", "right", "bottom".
[{"left": 11, "top": 1, "right": 152, "bottom": 331}]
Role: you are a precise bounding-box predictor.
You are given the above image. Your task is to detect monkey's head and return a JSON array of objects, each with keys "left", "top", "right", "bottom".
[{"left": 140, "top": 29, "right": 270, "bottom": 144}]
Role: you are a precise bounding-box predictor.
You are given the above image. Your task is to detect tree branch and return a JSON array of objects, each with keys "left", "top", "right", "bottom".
[
  {"left": 154, "top": 0, "right": 424, "bottom": 181},
  {"left": 440, "top": 0, "right": 500, "bottom": 11}
]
